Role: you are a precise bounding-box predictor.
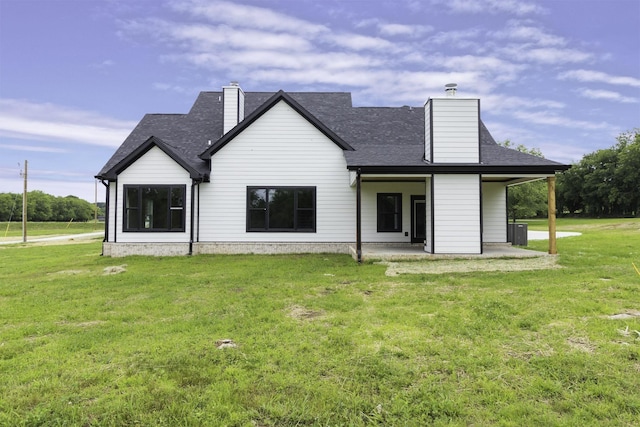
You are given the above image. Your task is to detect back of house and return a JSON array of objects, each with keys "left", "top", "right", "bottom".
[{"left": 96, "top": 82, "right": 569, "bottom": 259}]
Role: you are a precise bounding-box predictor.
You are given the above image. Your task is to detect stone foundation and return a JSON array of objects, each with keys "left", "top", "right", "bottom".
[
  {"left": 102, "top": 242, "right": 191, "bottom": 257},
  {"left": 102, "top": 242, "right": 351, "bottom": 257},
  {"left": 193, "top": 242, "right": 351, "bottom": 255}
]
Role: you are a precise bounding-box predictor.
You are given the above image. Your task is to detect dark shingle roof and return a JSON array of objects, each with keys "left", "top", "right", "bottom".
[{"left": 97, "top": 90, "right": 568, "bottom": 180}]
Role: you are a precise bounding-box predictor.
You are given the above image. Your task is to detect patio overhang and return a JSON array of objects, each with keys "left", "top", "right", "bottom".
[{"left": 347, "top": 164, "right": 569, "bottom": 175}]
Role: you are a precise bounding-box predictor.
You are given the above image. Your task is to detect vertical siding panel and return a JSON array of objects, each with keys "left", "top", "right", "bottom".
[
  {"left": 108, "top": 183, "right": 116, "bottom": 242},
  {"left": 425, "top": 177, "right": 432, "bottom": 252},
  {"left": 115, "top": 146, "right": 191, "bottom": 243},
  {"left": 482, "top": 182, "right": 507, "bottom": 243},
  {"left": 431, "top": 99, "right": 479, "bottom": 163},
  {"left": 433, "top": 174, "right": 481, "bottom": 253},
  {"left": 424, "top": 100, "right": 432, "bottom": 162}
]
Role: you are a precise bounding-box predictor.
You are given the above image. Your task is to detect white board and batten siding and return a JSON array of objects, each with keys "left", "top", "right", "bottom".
[
  {"left": 114, "top": 146, "right": 192, "bottom": 243},
  {"left": 432, "top": 174, "right": 481, "bottom": 254},
  {"left": 482, "top": 182, "right": 507, "bottom": 243},
  {"left": 429, "top": 98, "right": 479, "bottom": 164},
  {"left": 199, "top": 100, "right": 355, "bottom": 243},
  {"left": 360, "top": 182, "right": 425, "bottom": 243}
]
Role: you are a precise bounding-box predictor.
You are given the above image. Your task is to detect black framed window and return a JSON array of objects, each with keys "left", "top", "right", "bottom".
[
  {"left": 124, "top": 185, "right": 185, "bottom": 232},
  {"left": 247, "top": 187, "right": 316, "bottom": 232},
  {"left": 377, "top": 193, "right": 402, "bottom": 232}
]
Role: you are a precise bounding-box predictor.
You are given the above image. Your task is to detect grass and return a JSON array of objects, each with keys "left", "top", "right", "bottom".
[
  {"left": 0, "top": 218, "right": 639, "bottom": 426},
  {"left": 1, "top": 221, "right": 104, "bottom": 239}
]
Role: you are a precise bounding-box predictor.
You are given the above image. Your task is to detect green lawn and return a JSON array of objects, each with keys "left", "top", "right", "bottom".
[
  {"left": 0, "top": 219, "right": 639, "bottom": 426},
  {"left": 1, "top": 221, "right": 103, "bottom": 239}
]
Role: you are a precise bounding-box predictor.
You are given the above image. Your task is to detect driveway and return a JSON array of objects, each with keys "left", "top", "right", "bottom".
[
  {"left": 528, "top": 230, "right": 582, "bottom": 240},
  {"left": 0, "top": 232, "right": 103, "bottom": 245}
]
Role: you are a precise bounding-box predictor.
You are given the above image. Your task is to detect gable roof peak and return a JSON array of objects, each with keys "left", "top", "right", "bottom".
[
  {"left": 199, "top": 89, "right": 354, "bottom": 159},
  {"left": 96, "top": 135, "right": 204, "bottom": 181}
]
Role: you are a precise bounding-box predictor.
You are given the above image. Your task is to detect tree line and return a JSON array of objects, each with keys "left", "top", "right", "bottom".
[
  {"left": 505, "top": 128, "right": 639, "bottom": 220},
  {"left": 0, "top": 191, "right": 102, "bottom": 222},
  {"left": 557, "top": 129, "right": 639, "bottom": 217}
]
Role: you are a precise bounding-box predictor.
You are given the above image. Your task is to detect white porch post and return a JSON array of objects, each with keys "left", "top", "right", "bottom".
[{"left": 356, "top": 169, "right": 362, "bottom": 263}]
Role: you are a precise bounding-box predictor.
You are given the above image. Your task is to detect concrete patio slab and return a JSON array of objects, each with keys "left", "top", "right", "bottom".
[{"left": 353, "top": 243, "right": 549, "bottom": 262}]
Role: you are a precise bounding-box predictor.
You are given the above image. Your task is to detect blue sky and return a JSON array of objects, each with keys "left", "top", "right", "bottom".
[{"left": 1, "top": 0, "right": 639, "bottom": 202}]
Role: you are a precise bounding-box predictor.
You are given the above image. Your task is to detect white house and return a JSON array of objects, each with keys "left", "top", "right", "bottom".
[{"left": 96, "top": 82, "right": 569, "bottom": 260}]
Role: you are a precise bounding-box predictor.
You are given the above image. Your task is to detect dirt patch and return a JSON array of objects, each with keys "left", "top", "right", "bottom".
[
  {"left": 606, "top": 310, "right": 640, "bottom": 320},
  {"left": 504, "top": 343, "right": 555, "bottom": 360},
  {"left": 567, "top": 336, "right": 595, "bottom": 353},
  {"left": 215, "top": 339, "right": 237, "bottom": 349},
  {"left": 103, "top": 265, "right": 127, "bottom": 275},
  {"left": 381, "top": 256, "right": 560, "bottom": 276},
  {"left": 288, "top": 305, "right": 325, "bottom": 321}
]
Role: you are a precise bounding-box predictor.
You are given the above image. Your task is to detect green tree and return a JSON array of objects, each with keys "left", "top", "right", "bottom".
[
  {"left": 500, "top": 140, "right": 548, "bottom": 222},
  {"left": 0, "top": 193, "right": 20, "bottom": 222},
  {"left": 612, "top": 129, "right": 640, "bottom": 216},
  {"left": 556, "top": 165, "right": 582, "bottom": 215},
  {"left": 27, "top": 191, "right": 53, "bottom": 221},
  {"left": 580, "top": 148, "right": 618, "bottom": 215},
  {"left": 64, "top": 196, "right": 95, "bottom": 221},
  {"left": 556, "top": 129, "right": 639, "bottom": 217}
]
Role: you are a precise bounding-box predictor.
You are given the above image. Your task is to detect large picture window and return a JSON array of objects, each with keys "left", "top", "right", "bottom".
[
  {"left": 377, "top": 193, "right": 402, "bottom": 232},
  {"left": 124, "top": 185, "right": 185, "bottom": 232},
  {"left": 247, "top": 187, "right": 316, "bottom": 232}
]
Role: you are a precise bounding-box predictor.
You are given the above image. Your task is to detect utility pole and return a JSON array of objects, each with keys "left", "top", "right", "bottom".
[
  {"left": 21, "top": 160, "right": 27, "bottom": 243},
  {"left": 94, "top": 179, "right": 98, "bottom": 228}
]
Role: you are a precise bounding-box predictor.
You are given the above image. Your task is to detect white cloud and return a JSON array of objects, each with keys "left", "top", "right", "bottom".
[
  {"left": 356, "top": 19, "right": 433, "bottom": 38},
  {"left": 0, "top": 143, "right": 67, "bottom": 153},
  {"left": 576, "top": 88, "right": 638, "bottom": 103},
  {"left": 431, "top": 54, "right": 527, "bottom": 82},
  {"left": 490, "top": 21, "right": 565, "bottom": 46},
  {"left": 90, "top": 59, "right": 116, "bottom": 69},
  {"left": 170, "top": 0, "right": 329, "bottom": 36},
  {"left": 379, "top": 23, "right": 433, "bottom": 37},
  {"left": 325, "top": 33, "right": 396, "bottom": 51},
  {"left": 0, "top": 99, "right": 136, "bottom": 148},
  {"left": 170, "top": 49, "right": 386, "bottom": 73},
  {"left": 164, "top": 22, "right": 313, "bottom": 52},
  {"left": 153, "top": 82, "right": 194, "bottom": 94},
  {"left": 427, "top": 29, "right": 482, "bottom": 48},
  {"left": 430, "top": 0, "right": 547, "bottom": 15},
  {"left": 512, "top": 110, "right": 610, "bottom": 130},
  {"left": 481, "top": 94, "right": 565, "bottom": 114},
  {"left": 558, "top": 69, "right": 640, "bottom": 88},
  {"left": 500, "top": 46, "right": 592, "bottom": 64}
]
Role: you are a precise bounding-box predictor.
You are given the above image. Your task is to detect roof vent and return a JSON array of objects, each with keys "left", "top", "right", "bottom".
[
  {"left": 445, "top": 83, "right": 457, "bottom": 97},
  {"left": 229, "top": 81, "right": 239, "bottom": 87}
]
